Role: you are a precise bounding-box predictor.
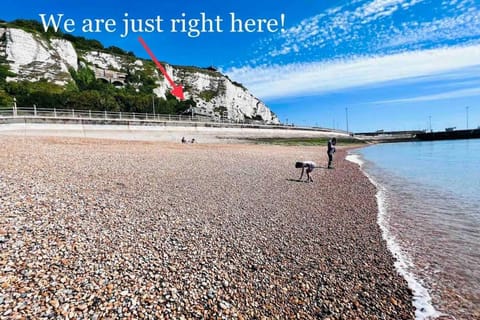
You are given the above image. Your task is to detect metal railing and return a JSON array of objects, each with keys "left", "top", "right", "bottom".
[
  {"left": 0, "top": 106, "right": 272, "bottom": 125},
  {"left": 0, "top": 106, "right": 348, "bottom": 134}
]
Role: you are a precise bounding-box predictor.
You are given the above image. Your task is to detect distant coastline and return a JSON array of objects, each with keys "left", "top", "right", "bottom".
[
  {"left": 415, "top": 128, "right": 480, "bottom": 141},
  {"left": 354, "top": 129, "right": 480, "bottom": 143}
]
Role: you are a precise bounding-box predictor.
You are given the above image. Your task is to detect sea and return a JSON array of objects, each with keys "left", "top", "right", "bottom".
[{"left": 346, "top": 139, "right": 480, "bottom": 320}]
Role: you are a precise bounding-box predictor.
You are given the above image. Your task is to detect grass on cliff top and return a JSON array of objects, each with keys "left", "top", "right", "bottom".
[{"left": 246, "top": 137, "right": 365, "bottom": 146}]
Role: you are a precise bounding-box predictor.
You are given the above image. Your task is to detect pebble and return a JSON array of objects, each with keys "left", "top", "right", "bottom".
[
  {"left": 219, "top": 300, "right": 231, "bottom": 310},
  {"left": 0, "top": 137, "right": 416, "bottom": 319}
]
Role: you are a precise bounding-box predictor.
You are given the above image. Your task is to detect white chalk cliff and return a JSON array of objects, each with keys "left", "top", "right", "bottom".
[
  {"left": 2, "top": 28, "right": 77, "bottom": 85},
  {"left": 0, "top": 27, "right": 279, "bottom": 123}
]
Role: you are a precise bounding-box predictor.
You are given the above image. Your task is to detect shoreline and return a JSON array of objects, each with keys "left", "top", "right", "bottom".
[
  {"left": 348, "top": 142, "right": 480, "bottom": 320},
  {"left": 0, "top": 136, "right": 414, "bottom": 318},
  {"left": 346, "top": 152, "right": 440, "bottom": 320}
]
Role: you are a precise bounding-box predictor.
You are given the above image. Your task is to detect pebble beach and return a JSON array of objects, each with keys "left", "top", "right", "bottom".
[{"left": 0, "top": 136, "right": 415, "bottom": 319}]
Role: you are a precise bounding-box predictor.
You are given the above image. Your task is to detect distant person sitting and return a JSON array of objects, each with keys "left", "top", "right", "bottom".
[
  {"left": 191, "top": 138, "right": 196, "bottom": 143},
  {"left": 295, "top": 161, "right": 316, "bottom": 182},
  {"left": 327, "top": 137, "right": 337, "bottom": 169}
]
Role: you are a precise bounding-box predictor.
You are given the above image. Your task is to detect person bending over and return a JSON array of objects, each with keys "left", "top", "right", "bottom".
[{"left": 296, "top": 161, "right": 316, "bottom": 182}]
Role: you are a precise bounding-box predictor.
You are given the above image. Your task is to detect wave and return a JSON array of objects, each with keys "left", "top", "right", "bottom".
[{"left": 346, "top": 153, "right": 441, "bottom": 320}]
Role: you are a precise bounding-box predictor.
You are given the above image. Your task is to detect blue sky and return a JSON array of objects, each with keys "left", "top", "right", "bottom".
[{"left": 3, "top": 0, "right": 480, "bottom": 132}]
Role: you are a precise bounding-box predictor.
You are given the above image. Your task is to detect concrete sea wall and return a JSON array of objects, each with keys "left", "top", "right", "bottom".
[{"left": 0, "top": 117, "right": 348, "bottom": 143}]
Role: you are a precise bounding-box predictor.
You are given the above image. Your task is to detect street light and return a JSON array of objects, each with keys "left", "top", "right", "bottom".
[
  {"left": 466, "top": 106, "right": 469, "bottom": 129},
  {"left": 152, "top": 95, "right": 155, "bottom": 118},
  {"left": 345, "top": 107, "right": 349, "bottom": 133},
  {"left": 13, "top": 97, "right": 17, "bottom": 117}
]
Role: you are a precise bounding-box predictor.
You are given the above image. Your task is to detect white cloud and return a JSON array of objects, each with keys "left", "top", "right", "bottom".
[
  {"left": 258, "top": 0, "right": 427, "bottom": 60},
  {"left": 381, "top": 9, "right": 480, "bottom": 49},
  {"left": 224, "top": 44, "right": 480, "bottom": 100},
  {"left": 243, "top": 0, "right": 479, "bottom": 66},
  {"left": 355, "top": 0, "right": 424, "bottom": 23},
  {"left": 373, "top": 87, "right": 480, "bottom": 104}
]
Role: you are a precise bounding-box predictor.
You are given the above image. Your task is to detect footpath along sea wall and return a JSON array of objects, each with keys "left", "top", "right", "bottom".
[{"left": 0, "top": 117, "right": 349, "bottom": 143}]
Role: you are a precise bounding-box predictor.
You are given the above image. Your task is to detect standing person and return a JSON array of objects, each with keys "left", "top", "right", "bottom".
[{"left": 327, "top": 137, "right": 337, "bottom": 169}]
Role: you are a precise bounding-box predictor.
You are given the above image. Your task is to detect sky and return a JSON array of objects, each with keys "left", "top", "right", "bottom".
[{"left": 2, "top": 0, "right": 480, "bottom": 132}]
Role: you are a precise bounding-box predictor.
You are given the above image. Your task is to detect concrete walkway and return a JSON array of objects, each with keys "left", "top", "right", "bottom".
[{"left": 0, "top": 120, "right": 348, "bottom": 143}]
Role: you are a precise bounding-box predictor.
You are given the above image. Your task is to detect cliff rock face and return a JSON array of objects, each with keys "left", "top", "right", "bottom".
[
  {"left": 2, "top": 28, "right": 77, "bottom": 85},
  {"left": 0, "top": 27, "right": 279, "bottom": 123}
]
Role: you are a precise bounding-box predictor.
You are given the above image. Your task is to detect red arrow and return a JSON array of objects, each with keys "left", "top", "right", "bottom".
[{"left": 138, "top": 36, "right": 184, "bottom": 100}]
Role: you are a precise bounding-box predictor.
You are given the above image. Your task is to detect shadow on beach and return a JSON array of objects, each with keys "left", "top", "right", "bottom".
[{"left": 286, "top": 178, "right": 309, "bottom": 183}]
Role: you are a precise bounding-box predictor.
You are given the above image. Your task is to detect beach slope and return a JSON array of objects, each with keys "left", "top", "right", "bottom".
[{"left": 0, "top": 137, "right": 414, "bottom": 319}]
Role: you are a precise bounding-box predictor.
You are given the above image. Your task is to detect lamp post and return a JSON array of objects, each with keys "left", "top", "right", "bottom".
[
  {"left": 466, "top": 106, "right": 469, "bottom": 129},
  {"left": 152, "top": 95, "right": 155, "bottom": 118},
  {"left": 13, "top": 97, "right": 17, "bottom": 117},
  {"left": 345, "top": 107, "right": 349, "bottom": 133}
]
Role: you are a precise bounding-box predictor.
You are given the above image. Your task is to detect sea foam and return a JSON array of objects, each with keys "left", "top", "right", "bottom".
[{"left": 346, "top": 153, "right": 441, "bottom": 320}]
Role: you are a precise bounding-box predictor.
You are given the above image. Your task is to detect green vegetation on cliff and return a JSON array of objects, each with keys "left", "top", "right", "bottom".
[
  {"left": 0, "top": 19, "right": 197, "bottom": 113},
  {"left": 248, "top": 137, "right": 363, "bottom": 146},
  {"left": 2, "top": 75, "right": 195, "bottom": 114}
]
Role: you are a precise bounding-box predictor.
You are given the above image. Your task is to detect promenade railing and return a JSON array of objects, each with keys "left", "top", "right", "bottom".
[
  {"left": 0, "top": 106, "right": 230, "bottom": 123},
  {"left": 0, "top": 106, "right": 348, "bottom": 134}
]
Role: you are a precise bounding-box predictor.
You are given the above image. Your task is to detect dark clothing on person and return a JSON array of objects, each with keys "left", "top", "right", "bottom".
[
  {"left": 327, "top": 138, "right": 336, "bottom": 169},
  {"left": 328, "top": 153, "right": 333, "bottom": 168},
  {"left": 327, "top": 140, "right": 336, "bottom": 154}
]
